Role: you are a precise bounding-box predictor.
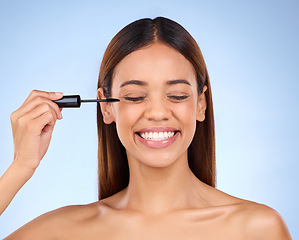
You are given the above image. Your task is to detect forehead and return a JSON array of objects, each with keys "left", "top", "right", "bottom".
[{"left": 113, "top": 42, "right": 196, "bottom": 86}]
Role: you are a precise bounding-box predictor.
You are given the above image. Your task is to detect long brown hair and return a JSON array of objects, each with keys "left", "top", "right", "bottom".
[{"left": 97, "top": 17, "right": 215, "bottom": 200}]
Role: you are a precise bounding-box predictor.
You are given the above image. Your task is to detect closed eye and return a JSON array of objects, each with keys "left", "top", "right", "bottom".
[
  {"left": 168, "top": 95, "right": 189, "bottom": 101},
  {"left": 123, "top": 95, "right": 188, "bottom": 102},
  {"left": 123, "top": 96, "right": 146, "bottom": 102}
]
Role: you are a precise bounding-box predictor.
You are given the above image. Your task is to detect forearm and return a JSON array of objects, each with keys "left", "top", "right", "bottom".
[{"left": 0, "top": 161, "right": 35, "bottom": 215}]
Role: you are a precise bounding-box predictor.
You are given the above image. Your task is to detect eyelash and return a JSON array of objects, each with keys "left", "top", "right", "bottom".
[
  {"left": 168, "top": 95, "right": 189, "bottom": 101},
  {"left": 123, "top": 96, "right": 145, "bottom": 102},
  {"left": 123, "top": 95, "right": 189, "bottom": 102}
]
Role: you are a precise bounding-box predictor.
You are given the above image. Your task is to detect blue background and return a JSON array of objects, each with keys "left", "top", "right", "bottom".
[{"left": 0, "top": 0, "right": 298, "bottom": 238}]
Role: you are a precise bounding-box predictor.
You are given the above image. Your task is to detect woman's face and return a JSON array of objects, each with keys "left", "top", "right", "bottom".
[{"left": 99, "top": 42, "right": 207, "bottom": 168}]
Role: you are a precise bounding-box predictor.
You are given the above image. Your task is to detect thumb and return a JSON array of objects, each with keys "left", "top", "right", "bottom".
[{"left": 49, "top": 92, "right": 64, "bottom": 100}]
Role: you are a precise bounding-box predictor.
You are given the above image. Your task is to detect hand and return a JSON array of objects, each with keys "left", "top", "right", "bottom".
[{"left": 10, "top": 90, "right": 63, "bottom": 171}]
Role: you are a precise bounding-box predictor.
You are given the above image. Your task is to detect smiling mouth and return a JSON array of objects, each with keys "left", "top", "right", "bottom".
[{"left": 136, "top": 131, "right": 179, "bottom": 141}]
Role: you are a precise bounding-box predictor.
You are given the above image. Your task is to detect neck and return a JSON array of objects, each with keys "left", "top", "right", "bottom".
[{"left": 117, "top": 152, "right": 206, "bottom": 216}]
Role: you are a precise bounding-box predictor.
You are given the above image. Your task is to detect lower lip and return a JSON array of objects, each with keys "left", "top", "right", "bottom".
[{"left": 136, "top": 132, "right": 179, "bottom": 149}]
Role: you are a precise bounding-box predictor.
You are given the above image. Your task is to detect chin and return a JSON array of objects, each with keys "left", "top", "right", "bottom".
[{"left": 129, "top": 150, "right": 187, "bottom": 169}]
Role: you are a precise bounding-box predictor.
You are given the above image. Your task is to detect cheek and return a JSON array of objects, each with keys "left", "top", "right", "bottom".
[
  {"left": 113, "top": 104, "right": 143, "bottom": 141},
  {"left": 172, "top": 101, "right": 197, "bottom": 125},
  {"left": 115, "top": 104, "right": 144, "bottom": 123},
  {"left": 112, "top": 100, "right": 198, "bottom": 146},
  {"left": 172, "top": 101, "right": 198, "bottom": 144}
]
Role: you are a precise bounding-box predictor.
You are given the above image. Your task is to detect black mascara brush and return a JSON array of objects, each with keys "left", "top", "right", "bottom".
[{"left": 53, "top": 95, "right": 120, "bottom": 108}]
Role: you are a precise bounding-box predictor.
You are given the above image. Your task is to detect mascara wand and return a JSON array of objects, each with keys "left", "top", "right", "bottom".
[{"left": 53, "top": 95, "right": 120, "bottom": 108}]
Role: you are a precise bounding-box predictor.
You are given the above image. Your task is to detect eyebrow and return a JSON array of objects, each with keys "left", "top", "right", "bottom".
[
  {"left": 166, "top": 79, "right": 191, "bottom": 86},
  {"left": 120, "top": 80, "right": 148, "bottom": 88},
  {"left": 120, "top": 79, "right": 191, "bottom": 88}
]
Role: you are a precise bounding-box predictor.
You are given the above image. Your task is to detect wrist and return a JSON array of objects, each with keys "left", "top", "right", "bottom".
[
  {"left": 0, "top": 158, "right": 36, "bottom": 216},
  {"left": 10, "top": 160, "right": 36, "bottom": 179}
]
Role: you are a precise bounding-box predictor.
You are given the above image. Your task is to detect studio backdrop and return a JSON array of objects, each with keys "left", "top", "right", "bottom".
[{"left": 0, "top": 0, "right": 298, "bottom": 238}]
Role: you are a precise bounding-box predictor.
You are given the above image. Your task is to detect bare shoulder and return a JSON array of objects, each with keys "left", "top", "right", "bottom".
[
  {"left": 205, "top": 187, "right": 291, "bottom": 239},
  {"left": 4, "top": 202, "right": 103, "bottom": 240},
  {"left": 232, "top": 200, "right": 292, "bottom": 239}
]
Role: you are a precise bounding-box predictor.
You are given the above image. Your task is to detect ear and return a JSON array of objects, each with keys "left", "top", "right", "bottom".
[
  {"left": 97, "top": 88, "right": 115, "bottom": 124},
  {"left": 196, "top": 85, "right": 208, "bottom": 122}
]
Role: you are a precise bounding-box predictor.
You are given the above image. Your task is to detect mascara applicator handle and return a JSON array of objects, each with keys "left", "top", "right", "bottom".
[{"left": 53, "top": 95, "right": 81, "bottom": 108}]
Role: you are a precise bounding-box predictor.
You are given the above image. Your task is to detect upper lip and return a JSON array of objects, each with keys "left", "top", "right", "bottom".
[{"left": 136, "top": 127, "right": 179, "bottom": 133}]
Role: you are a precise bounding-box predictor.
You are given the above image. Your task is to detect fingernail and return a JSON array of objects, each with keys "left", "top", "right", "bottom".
[
  {"left": 59, "top": 113, "right": 63, "bottom": 119},
  {"left": 55, "top": 92, "right": 63, "bottom": 96}
]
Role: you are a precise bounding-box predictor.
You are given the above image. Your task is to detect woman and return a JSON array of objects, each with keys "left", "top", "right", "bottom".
[{"left": 1, "top": 17, "right": 291, "bottom": 239}]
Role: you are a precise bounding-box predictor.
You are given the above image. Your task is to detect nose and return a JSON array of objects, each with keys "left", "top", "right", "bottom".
[{"left": 144, "top": 97, "right": 172, "bottom": 121}]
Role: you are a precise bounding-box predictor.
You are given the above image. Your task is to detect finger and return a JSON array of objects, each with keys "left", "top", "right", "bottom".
[
  {"left": 14, "top": 96, "right": 63, "bottom": 121},
  {"left": 22, "top": 90, "right": 63, "bottom": 107},
  {"left": 14, "top": 107, "right": 57, "bottom": 139},
  {"left": 30, "top": 102, "right": 59, "bottom": 121},
  {"left": 14, "top": 103, "right": 57, "bottom": 135},
  {"left": 42, "top": 123, "right": 54, "bottom": 133},
  {"left": 31, "top": 110, "right": 57, "bottom": 134}
]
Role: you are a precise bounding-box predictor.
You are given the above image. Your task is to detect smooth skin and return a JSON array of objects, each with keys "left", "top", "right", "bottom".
[
  {"left": 3, "top": 43, "right": 292, "bottom": 239},
  {"left": 0, "top": 91, "right": 63, "bottom": 216}
]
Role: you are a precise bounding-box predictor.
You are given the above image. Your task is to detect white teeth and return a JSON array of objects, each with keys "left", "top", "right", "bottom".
[{"left": 140, "top": 131, "right": 175, "bottom": 141}]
